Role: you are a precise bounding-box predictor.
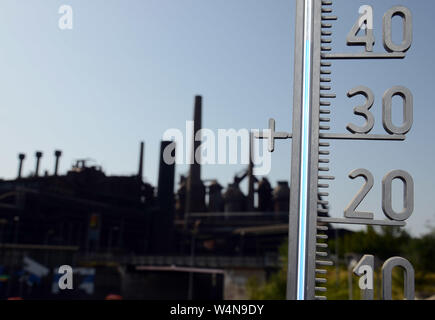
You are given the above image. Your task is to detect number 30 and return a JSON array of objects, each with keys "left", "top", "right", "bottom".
[{"left": 347, "top": 86, "right": 413, "bottom": 136}]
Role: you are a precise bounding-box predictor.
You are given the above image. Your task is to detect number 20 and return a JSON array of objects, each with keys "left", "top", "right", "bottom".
[{"left": 345, "top": 169, "right": 414, "bottom": 221}]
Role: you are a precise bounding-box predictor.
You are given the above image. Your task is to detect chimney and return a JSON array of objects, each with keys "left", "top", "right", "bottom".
[
  {"left": 189, "top": 96, "right": 202, "bottom": 186},
  {"left": 17, "top": 154, "right": 26, "bottom": 179},
  {"left": 35, "top": 151, "right": 43, "bottom": 177},
  {"left": 185, "top": 96, "right": 206, "bottom": 214},
  {"left": 157, "top": 141, "right": 176, "bottom": 205},
  {"left": 153, "top": 141, "right": 176, "bottom": 253},
  {"left": 138, "top": 141, "right": 144, "bottom": 181},
  {"left": 54, "top": 150, "right": 62, "bottom": 176}
]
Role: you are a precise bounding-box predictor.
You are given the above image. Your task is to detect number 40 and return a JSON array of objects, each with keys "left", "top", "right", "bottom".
[{"left": 347, "top": 5, "right": 412, "bottom": 53}]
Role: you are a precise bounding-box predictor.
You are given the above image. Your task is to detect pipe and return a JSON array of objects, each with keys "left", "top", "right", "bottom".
[
  {"left": 17, "top": 154, "right": 25, "bottom": 179},
  {"left": 138, "top": 142, "right": 144, "bottom": 181},
  {"left": 35, "top": 151, "right": 43, "bottom": 177},
  {"left": 54, "top": 150, "right": 62, "bottom": 176}
]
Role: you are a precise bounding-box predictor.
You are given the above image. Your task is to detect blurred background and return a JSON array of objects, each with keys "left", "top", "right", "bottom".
[{"left": 0, "top": 0, "right": 433, "bottom": 299}]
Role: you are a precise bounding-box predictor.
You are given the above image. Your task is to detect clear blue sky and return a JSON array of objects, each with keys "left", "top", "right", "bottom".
[{"left": 0, "top": 0, "right": 432, "bottom": 236}]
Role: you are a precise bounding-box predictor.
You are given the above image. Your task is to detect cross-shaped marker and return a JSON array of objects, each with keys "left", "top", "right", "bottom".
[{"left": 254, "top": 118, "right": 292, "bottom": 152}]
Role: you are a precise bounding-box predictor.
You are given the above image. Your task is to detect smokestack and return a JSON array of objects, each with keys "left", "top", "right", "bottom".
[
  {"left": 185, "top": 96, "right": 206, "bottom": 214},
  {"left": 157, "top": 141, "right": 176, "bottom": 205},
  {"left": 154, "top": 141, "right": 176, "bottom": 253},
  {"left": 189, "top": 96, "right": 202, "bottom": 185},
  {"left": 54, "top": 150, "right": 62, "bottom": 176},
  {"left": 17, "top": 154, "right": 26, "bottom": 179},
  {"left": 138, "top": 141, "right": 144, "bottom": 181},
  {"left": 35, "top": 151, "right": 43, "bottom": 177}
]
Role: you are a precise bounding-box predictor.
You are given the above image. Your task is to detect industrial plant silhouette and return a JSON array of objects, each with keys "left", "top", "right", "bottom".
[{"left": 0, "top": 95, "right": 334, "bottom": 300}]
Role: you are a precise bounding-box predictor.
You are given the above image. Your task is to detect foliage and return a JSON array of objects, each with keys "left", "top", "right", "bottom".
[
  {"left": 247, "top": 227, "right": 435, "bottom": 300},
  {"left": 329, "top": 226, "right": 412, "bottom": 261},
  {"left": 247, "top": 242, "right": 287, "bottom": 300}
]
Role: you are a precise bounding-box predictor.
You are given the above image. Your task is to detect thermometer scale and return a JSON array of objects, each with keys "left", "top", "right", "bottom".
[{"left": 256, "top": 0, "right": 415, "bottom": 300}]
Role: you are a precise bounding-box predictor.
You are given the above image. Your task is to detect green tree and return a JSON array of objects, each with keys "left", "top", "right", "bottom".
[{"left": 248, "top": 227, "right": 435, "bottom": 300}]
